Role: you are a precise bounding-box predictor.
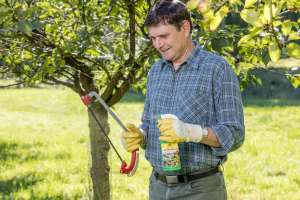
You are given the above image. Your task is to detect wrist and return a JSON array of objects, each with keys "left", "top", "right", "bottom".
[
  {"left": 139, "top": 128, "right": 147, "bottom": 149},
  {"left": 184, "top": 123, "right": 204, "bottom": 143},
  {"left": 201, "top": 127, "right": 208, "bottom": 141}
]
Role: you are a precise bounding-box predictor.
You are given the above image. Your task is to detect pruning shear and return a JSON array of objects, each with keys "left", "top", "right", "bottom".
[{"left": 81, "top": 91, "right": 139, "bottom": 177}]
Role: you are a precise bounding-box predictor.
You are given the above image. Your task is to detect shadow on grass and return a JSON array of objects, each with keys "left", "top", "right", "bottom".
[
  {"left": 0, "top": 143, "right": 20, "bottom": 162},
  {"left": 0, "top": 142, "right": 75, "bottom": 200},
  {"left": 0, "top": 173, "right": 43, "bottom": 196},
  {"left": 0, "top": 142, "right": 46, "bottom": 164},
  {"left": 0, "top": 141, "right": 72, "bottom": 165},
  {"left": 243, "top": 97, "right": 300, "bottom": 107}
]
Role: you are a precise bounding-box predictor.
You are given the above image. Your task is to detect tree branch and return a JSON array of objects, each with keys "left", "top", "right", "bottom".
[
  {"left": 125, "top": 0, "right": 136, "bottom": 63},
  {"left": 0, "top": 81, "right": 25, "bottom": 88},
  {"left": 0, "top": 66, "right": 11, "bottom": 74},
  {"left": 101, "top": 68, "right": 123, "bottom": 100},
  {"left": 46, "top": 76, "right": 78, "bottom": 91},
  {"left": 79, "top": 55, "right": 112, "bottom": 80},
  {"left": 107, "top": 81, "right": 130, "bottom": 106}
]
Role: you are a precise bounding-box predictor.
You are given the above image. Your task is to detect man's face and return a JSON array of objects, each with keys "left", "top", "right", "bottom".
[{"left": 148, "top": 22, "right": 189, "bottom": 63}]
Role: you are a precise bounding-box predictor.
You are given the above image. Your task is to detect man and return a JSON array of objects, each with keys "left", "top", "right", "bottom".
[{"left": 122, "top": 0, "right": 245, "bottom": 199}]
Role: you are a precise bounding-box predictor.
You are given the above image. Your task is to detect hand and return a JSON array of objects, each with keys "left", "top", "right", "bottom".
[
  {"left": 121, "top": 124, "right": 144, "bottom": 152},
  {"left": 157, "top": 114, "right": 204, "bottom": 143}
]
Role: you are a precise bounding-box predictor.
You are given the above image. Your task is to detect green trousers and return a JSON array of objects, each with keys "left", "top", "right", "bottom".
[{"left": 149, "top": 171, "right": 227, "bottom": 200}]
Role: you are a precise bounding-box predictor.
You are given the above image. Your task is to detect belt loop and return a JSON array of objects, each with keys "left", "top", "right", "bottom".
[{"left": 183, "top": 175, "right": 188, "bottom": 183}]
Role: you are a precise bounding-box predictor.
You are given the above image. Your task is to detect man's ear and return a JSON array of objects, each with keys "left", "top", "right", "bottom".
[{"left": 182, "top": 20, "right": 191, "bottom": 37}]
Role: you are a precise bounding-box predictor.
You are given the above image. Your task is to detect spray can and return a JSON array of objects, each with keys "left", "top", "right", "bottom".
[{"left": 159, "top": 114, "right": 181, "bottom": 171}]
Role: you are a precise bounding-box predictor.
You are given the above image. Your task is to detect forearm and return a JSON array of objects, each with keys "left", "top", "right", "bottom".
[{"left": 200, "top": 127, "right": 221, "bottom": 147}]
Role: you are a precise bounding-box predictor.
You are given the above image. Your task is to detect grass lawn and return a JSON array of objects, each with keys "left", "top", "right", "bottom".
[{"left": 0, "top": 88, "right": 299, "bottom": 200}]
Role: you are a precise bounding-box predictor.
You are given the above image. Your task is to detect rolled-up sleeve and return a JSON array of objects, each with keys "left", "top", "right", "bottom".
[
  {"left": 140, "top": 74, "right": 152, "bottom": 149},
  {"left": 140, "top": 93, "right": 150, "bottom": 133},
  {"left": 141, "top": 73, "right": 151, "bottom": 130},
  {"left": 211, "top": 62, "right": 245, "bottom": 156}
]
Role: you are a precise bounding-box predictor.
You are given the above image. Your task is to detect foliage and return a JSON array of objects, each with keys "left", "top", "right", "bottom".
[
  {"left": 0, "top": 0, "right": 154, "bottom": 103},
  {"left": 242, "top": 68, "right": 300, "bottom": 98},
  {"left": 0, "top": 0, "right": 299, "bottom": 198},
  {"left": 0, "top": 0, "right": 299, "bottom": 91},
  {"left": 1, "top": 88, "right": 300, "bottom": 199},
  {"left": 187, "top": 0, "right": 300, "bottom": 88},
  {"left": 0, "top": 1, "right": 157, "bottom": 198}
]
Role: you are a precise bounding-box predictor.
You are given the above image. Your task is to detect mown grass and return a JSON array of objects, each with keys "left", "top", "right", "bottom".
[{"left": 0, "top": 88, "right": 299, "bottom": 200}]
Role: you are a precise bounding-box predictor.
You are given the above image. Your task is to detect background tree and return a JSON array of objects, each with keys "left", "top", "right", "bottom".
[
  {"left": 187, "top": 0, "right": 300, "bottom": 88},
  {"left": 0, "top": 0, "right": 155, "bottom": 199},
  {"left": 0, "top": 0, "right": 299, "bottom": 199}
]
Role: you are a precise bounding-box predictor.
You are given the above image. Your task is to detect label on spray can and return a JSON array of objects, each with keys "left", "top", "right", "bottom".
[
  {"left": 161, "top": 141, "right": 181, "bottom": 171},
  {"left": 158, "top": 114, "right": 182, "bottom": 171}
]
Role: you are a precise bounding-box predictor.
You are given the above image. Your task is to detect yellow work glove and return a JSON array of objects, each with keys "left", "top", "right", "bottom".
[
  {"left": 121, "top": 123, "right": 144, "bottom": 152},
  {"left": 157, "top": 114, "right": 205, "bottom": 143}
]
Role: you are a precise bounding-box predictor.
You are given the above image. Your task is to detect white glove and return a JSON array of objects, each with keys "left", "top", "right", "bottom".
[{"left": 157, "top": 114, "right": 205, "bottom": 143}]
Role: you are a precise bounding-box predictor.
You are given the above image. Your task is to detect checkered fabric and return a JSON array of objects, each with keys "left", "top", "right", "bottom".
[{"left": 140, "top": 45, "right": 245, "bottom": 174}]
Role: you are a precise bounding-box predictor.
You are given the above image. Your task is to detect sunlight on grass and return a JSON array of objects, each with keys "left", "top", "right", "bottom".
[{"left": 0, "top": 88, "right": 299, "bottom": 199}]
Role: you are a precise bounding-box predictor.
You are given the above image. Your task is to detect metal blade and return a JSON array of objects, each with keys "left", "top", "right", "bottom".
[{"left": 88, "top": 91, "right": 128, "bottom": 131}]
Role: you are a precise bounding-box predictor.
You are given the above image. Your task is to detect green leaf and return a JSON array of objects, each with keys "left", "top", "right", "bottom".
[
  {"left": 210, "top": 14, "right": 223, "bottom": 31},
  {"left": 229, "top": 0, "right": 241, "bottom": 4},
  {"left": 218, "top": 5, "right": 229, "bottom": 17},
  {"left": 202, "top": 10, "right": 214, "bottom": 22},
  {"left": 186, "top": 0, "right": 199, "bottom": 10},
  {"left": 17, "top": 21, "right": 32, "bottom": 36},
  {"left": 268, "top": 42, "right": 281, "bottom": 62},
  {"left": 211, "top": 37, "right": 230, "bottom": 52},
  {"left": 31, "top": 20, "right": 43, "bottom": 30},
  {"left": 282, "top": 21, "right": 292, "bottom": 36},
  {"left": 23, "top": 64, "right": 31, "bottom": 72},
  {"left": 210, "top": 6, "right": 229, "bottom": 31},
  {"left": 238, "top": 27, "right": 261, "bottom": 45},
  {"left": 240, "top": 9, "right": 259, "bottom": 25},
  {"left": 288, "top": 75, "right": 300, "bottom": 88},
  {"left": 263, "top": 4, "right": 272, "bottom": 24},
  {"left": 239, "top": 62, "right": 255, "bottom": 70},
  {"left": 6, "top": 0, "right": 17, "bottom": 7},
  {"left": 0, "top": 7, "right": 11, "bottom": 22},
  {"left": 238, "top": 35, "right": 252, "bottom": 45},
  {"left": 289, "top": 31, "right": 300, "bottom": 41},
  {"left": 86, "top": 49, "right": 100, "bottom": 57},
  {"left": 271, "top": 4, "right": 278, "bottom": 17},
  {"left": 244, "top": 0, "right": 256, "bottom": 8},
  {"left": 287, "top": 43, "right": 300, "bottom": 59},
  {"left": 261, "top": 48, "right": 271, "bottom": 65}
]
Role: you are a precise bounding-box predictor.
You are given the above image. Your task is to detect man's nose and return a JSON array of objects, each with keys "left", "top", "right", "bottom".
[{"left": 153, "top": 38, "right": 163, "bottom": 49}]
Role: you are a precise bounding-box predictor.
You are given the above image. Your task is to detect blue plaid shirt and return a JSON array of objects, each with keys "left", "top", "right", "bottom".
[{"left": 141, "top": 45, "right": 245, "bottom": 175}]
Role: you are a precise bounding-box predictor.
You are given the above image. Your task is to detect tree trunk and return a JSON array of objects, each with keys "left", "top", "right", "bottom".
[{"left": 88, "top": 103, "right": 110, "bottom": 200}]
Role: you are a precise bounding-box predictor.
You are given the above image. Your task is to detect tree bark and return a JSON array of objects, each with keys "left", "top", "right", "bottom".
[{"left": 88, "top": 103, "right": 110, "bottom": 200}]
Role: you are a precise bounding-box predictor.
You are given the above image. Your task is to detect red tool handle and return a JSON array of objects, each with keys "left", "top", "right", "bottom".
[
  {"left": 120, "top": 150, "right": 139, "bottom": 176},
  {"left": 81, "top": 95, "right": 92, "bottom": 105},
  {"left": 81, "top": 94, "right": 139, "bottom": 176}
]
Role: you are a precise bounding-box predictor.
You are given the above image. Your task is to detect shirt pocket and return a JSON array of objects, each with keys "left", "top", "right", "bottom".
[{"left": 176, "top": 91, "right": 209, "bottom": 125}]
